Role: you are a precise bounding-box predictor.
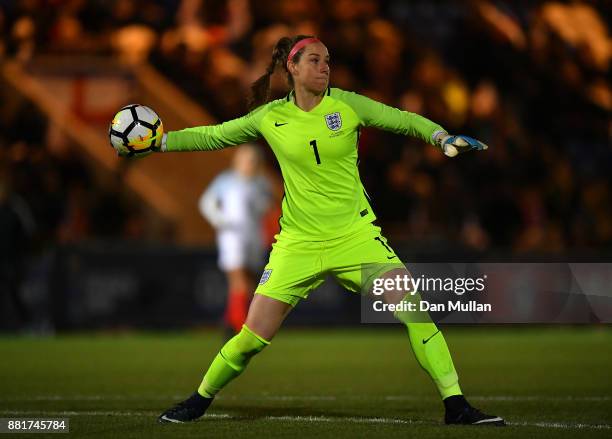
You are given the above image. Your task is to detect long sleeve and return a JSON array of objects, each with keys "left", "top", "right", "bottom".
[
  {"left": 251, "top": 175, "right": 273, "bottom": 218},
  {"left": 166, "top": 107, "right": 266, "bottom": 152},
  {"left": 198, "top": 178, "right": 225, "bottom": 228},
  {"left": 333, "top": 89, "right": 445, "bottom": 145}
]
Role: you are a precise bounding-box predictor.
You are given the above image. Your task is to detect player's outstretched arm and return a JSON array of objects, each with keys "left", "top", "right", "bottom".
[
  {"left": 162, "top": 112, "right": 262, "bottom": 153},
  {"left": 110, "top": 104, "right": 266, "bottom": 157},
  {"left": 332, "top": 89, "right": 488, "bottom": 157}
]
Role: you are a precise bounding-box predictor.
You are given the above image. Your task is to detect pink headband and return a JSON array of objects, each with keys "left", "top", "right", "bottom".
[{"left": 287, "top": 37, "right": 321, "bottom": 65}]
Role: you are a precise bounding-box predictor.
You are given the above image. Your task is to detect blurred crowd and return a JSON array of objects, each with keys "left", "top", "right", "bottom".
[
  {"left": 0, "top": 0, "right": 610, "bottom": 254},
  {"left": 0, "top": 94, "right": 149, "bottom": 246}
]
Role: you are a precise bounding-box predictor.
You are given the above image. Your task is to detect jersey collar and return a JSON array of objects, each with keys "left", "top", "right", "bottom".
[
  {"left": 286, "top": 87, "right": 331, "bottom": 113},
  {"left": 285, "top": 87, "right": 331, "bottom": 101}
]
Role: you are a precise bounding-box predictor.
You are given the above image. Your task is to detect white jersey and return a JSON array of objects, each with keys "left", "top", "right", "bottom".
[{"left": 199, "top": 171, "right": 272, "bottom": 271}]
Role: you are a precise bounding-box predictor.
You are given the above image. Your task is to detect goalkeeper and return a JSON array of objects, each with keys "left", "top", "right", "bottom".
[{"left": 135, "top": 35, "right": 503, "bottom": 426}]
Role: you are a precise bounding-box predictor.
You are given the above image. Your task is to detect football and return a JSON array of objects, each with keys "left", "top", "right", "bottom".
[{"left": 109, "top": 104, "right": 163, "bottom": 157}]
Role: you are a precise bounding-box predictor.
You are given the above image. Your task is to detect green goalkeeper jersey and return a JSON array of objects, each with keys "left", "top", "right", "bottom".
[{"left": 166, "top": 88, "right": 445, "bottom": 240}]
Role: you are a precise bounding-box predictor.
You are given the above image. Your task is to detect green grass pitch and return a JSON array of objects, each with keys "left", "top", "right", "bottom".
[{"left": 1, "top": 327, "right": 611, "bottom": 438}]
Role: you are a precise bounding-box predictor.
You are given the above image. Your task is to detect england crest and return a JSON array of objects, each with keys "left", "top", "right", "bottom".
[
  {"left": 324, "top": 112, "right": 342, "bottom": 131},
  {"left": 259, "top": 269, "right": 273, "bottom": 285}
]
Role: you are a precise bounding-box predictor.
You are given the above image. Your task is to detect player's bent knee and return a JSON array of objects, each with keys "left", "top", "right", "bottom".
[{"left": 220, "top": 324, "right": 270, "bottom": 372}]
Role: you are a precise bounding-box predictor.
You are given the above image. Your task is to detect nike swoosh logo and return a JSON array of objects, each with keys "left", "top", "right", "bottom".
[
  {"left": 275, "top": 122, "right": 288, "bottom": 127},
  {"left": 386, "top": 256, "right": 397, "bottom": 259},
  {"left": 422, "top": 330, "right": 440, "bottom": 344}
]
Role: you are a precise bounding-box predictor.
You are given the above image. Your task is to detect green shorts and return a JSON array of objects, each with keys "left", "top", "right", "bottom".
[{"left": 255, "top": 222, "right": 405, "bottom": 306}]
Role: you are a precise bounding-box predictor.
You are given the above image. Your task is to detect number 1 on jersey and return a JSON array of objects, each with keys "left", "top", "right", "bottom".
[{"left": 309, "top": 140, "right": 321, "bottom": 165}]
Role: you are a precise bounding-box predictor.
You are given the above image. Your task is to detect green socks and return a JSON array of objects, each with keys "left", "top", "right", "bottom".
[
  {"left": 196, "top": 306, "right": 460, "bottom": 403},
  {"left": 404, "top": 322, "right": 462, "bottom": 399},
  {"left": 393, "top": 293, "right": 462, "bottom": 399},
  {"left": 198, "top": 324, "right": 270, "bottom": 398}
]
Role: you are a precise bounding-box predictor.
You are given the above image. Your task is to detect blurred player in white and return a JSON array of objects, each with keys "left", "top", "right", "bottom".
[{"left": 199, "top": 144, "right": 272, "bottom": 335}]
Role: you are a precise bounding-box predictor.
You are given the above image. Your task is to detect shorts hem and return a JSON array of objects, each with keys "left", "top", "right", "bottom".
[{"left": 255, "top": 290, "right": 301, "bottom": 307}]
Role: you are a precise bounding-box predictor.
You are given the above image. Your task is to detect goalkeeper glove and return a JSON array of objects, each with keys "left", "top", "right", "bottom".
[{"left": 433, "top": 131, "right": 488, "bottom": 157}]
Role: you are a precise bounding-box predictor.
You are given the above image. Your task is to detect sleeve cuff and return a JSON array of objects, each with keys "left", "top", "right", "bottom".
[
  {"left": 431, "top": 130, "right": 447, "bottom": 147},
  {"left": 161, "top": 133, "right": 168, "bottom": 152}
]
